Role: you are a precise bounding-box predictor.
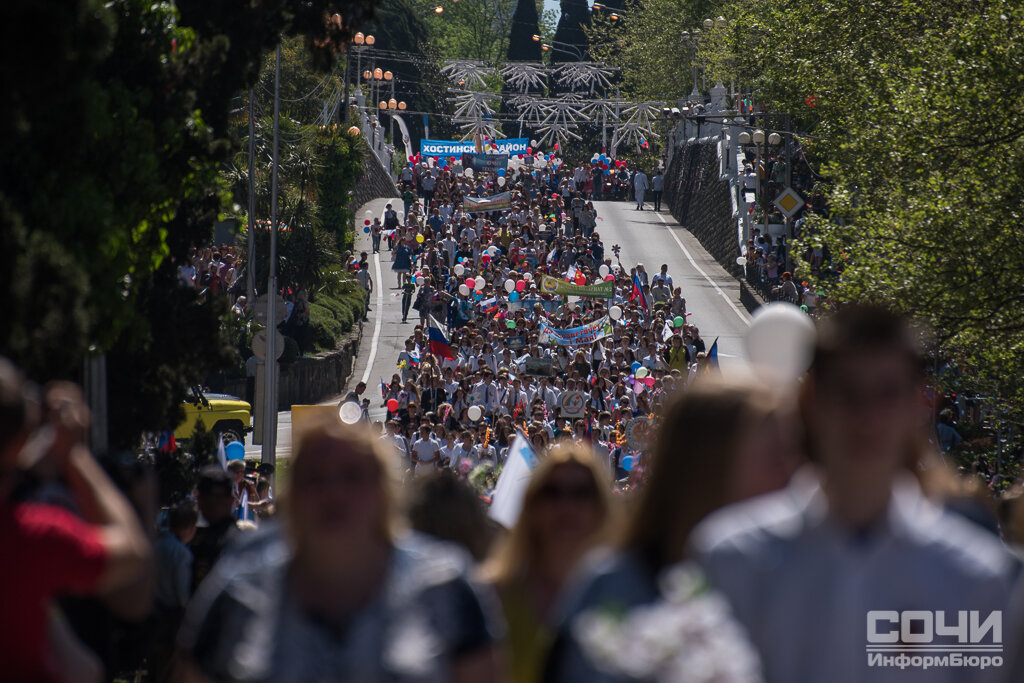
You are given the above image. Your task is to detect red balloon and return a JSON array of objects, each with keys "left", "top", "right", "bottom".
[
  {"left": 526, "top": 147, "right": 532, "bottom": 154},
  {"left": 482, "top": 254, "right": 491, "bottom": 263},
  {"left": 387, "top": 398, "right": 399, "bottom": 412},
  {"left": 364, "top": 219, "right": 371, "bottom": 225},
  {"left": 515, "top": 280, "right": 526, "bottom": 292},
  {"left": 553, "top": 142, "right": 559, "bottom": 150},
  {"left": 465, "top": 278, "right": 475, "bottom": 289},
  {"left": 604, "top": 274, "right": 615, "bottom": 281}
]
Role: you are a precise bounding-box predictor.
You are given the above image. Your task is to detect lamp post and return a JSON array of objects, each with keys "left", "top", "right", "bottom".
[{"left": 344, "top": 32, "right": 374, "bottom": 123}]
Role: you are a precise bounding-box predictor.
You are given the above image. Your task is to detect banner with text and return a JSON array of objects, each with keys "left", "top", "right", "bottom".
[
  {"left": 420, "top": 138, "right": 528, "bottom": 157},
  {"left": 539, "top": 274, "right": 615, "bottom": 298},
  {"left": 463, "top": 192, "right": 511, "bottom": 212},
  {"left": 538, "top": 316, "right": 613, "bottom": 346},
  {"left": 462, "top": 153, "right": 509, "bottom": 173}
]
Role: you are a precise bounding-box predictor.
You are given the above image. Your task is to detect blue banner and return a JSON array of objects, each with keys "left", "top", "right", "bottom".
[{"left": 420, "top": 138, "right": 528, "bottom": 157}]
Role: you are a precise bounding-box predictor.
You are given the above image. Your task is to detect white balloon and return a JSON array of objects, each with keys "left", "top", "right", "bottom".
[
  {"left": 736, "top": 256, "right": 747, "bottom": 266},
  {"left": 338, "top": 400, "right": 362, "bottom": 424},
  {"left": 523, "top": 271, "right": 533, "bottom": 281},
  {"left": 599, "top": 264, "right": 610, "bottom": 278},
  {"left": 459, "top": 284, "right": 470, "bottom": 296},
  {"left": 474, "top": 276, "right": 485, "bottom": 290},
  {"left": 504, "top": 279, "right": 516, "bottom": 293},
  {"left": 467, "top": 405, "right": 483, "bottom": 422},
  {"left": 609, "top": 305, "right": 623, "bottom": 320},
  {"left": 454, "top": 264, "right": 465, "bottom": 276},
  {"left": 636, "top": 366, "right": 649, "bottom": 379},
  {"left": 530, "top": 139, "right": 538, "bottom": 147},
  {"left": 465, "top": 167, "right": 474, "bottom": 177},
  {"left": 497, "top": 176, "right": 506, "bottom": 186},
  {"left": 744, "top": 303, "right": 817, "bottom": 385},
  {"left": 365, "top": 210, "right": 373, "bottom": 219}
]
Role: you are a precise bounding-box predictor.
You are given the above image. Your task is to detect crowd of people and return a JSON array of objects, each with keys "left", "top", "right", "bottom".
[
  {"left": 366, "top": 154, "right": 704, "bottom": 485},
  {"left": 3, "top": 147, "right": 1024, "bottom": 683}
]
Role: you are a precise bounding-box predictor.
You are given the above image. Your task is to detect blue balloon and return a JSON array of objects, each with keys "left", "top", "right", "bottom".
[
  {"left": 508, "top": 291, "right": 519, "bottom": 302},
  {"left": 631, "top": 361, "right": 642, "bottom": 374},
  {"left": 474, "top": 292, "right": 482, "bottom": 300},
  {"left": 438, "top": 158, "right": 447, "bottom": 168},
  {"left": 363, "top": 227, "right": 370, "bottom": 233},
  {"left": 497, "top": 168, "right": 506, "bottom": 176},
  {"left": 224, "top": 440, "right": 245, "bottom": 460},
  {"left": 621, "top": 455, "right": 634, "bottom": 472},
  {"left": 600, "top": 154, "right": 607, "bottom": 161}
]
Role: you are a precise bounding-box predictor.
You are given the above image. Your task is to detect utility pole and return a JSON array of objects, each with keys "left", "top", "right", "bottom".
[
  {"left": 262, "top": 44, "right": 281, "bottom": 468},
  {"left": 247, "top": 87, "right": 256, "bottom": 302}
]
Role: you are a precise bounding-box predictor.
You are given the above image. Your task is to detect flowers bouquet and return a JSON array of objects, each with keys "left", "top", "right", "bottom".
[{"left": 572, "top": 563, "right": 763, "bottom": 683}]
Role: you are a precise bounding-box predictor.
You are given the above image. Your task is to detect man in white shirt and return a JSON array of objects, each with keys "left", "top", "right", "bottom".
[
  {"left": 692, "top": 306, "right": 1022, "bottom": 683},
  {"left": 633, "top": 168, "right": 649, "bottom": 210},
  {"left": 471, "top": 370, "right": 501, "bottom": 416},
  {"left": 410, "top": 425, "right": 441, "bottom": 475},
  {"left": 651, "top": 263, "right": 673, "bottom": 290}
]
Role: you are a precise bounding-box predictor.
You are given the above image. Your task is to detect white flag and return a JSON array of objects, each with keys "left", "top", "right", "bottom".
[
  {"left": 216, "top": 434, "right": 228, "bottom": 471},
  {"left": 489, "top": 431, "right": 538, "bottom": 529}
]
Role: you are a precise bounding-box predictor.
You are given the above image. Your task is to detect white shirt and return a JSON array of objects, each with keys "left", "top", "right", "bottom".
[
  {"left": 692, "top": 468, "right": 1022, "bottom": 683},
  {"left": 472, "top": 381, "right": 500, "bottom": 413},
  {"left": 411, "top": 437, "right": 440, "bottom": 474},
  {"left": 633, "top": 172, "right": 649, "bottom": 191}
]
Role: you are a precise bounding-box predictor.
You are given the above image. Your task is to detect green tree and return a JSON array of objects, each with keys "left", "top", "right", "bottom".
[
  {"left": 699, "top": 0, "right": 1024, "bottom": 418},
  {"left": 0, "top": 0, "right": 374, "bottom": 448}
]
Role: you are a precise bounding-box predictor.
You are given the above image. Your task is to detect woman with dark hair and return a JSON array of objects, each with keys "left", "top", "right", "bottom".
[{"left": 545, "top": 378, "right": 797, "bottom": 682}]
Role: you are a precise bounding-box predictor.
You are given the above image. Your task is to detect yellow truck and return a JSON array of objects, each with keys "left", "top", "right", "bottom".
[{"left": 174, "top": 386, "right": 252, "bottom": 443}]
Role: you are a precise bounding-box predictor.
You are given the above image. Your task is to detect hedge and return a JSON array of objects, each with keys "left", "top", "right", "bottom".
[{"left": 309, "top": 289, "right": 367, "bottom": 352}]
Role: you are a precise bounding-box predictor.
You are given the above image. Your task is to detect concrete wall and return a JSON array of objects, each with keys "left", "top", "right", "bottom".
[
  {"left": 664, "top": 140, "right": 765, "bottom": 314},
  {"left": 221, "top": 326, "right": 362, "bottom": 410},
  {"left": 352, "top": 145, "right": 400, "bottom": 210}
]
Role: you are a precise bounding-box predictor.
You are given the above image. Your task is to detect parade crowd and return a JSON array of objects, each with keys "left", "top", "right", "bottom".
[{"left": 3, "top": 146, "right": 1024, "bottom": 683}]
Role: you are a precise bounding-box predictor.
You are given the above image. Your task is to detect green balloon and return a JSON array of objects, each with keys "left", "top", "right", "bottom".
[
  {"left": 506, "top": 319, "right": 516, "bottom": 329},
  {"left": 673, "top": 316, "right": 685, "bottom": 328}
]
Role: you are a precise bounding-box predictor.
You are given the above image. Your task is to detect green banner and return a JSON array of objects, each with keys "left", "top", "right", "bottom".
[{"left": 539, "top": 274, "right": 615, "bottom": 298}]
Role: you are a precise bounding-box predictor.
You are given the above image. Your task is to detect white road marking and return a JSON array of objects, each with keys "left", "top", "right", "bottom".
[
  {"left": 360, "top": 214, "right": 386, "bottom": 384},
  {"left": 653, "top": 211, "right": 752, "bottom": 325}
]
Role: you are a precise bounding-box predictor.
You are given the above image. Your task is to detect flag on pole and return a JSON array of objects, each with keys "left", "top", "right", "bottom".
[
  {"left": 629, "top": 271, "right": 649, "bottom": 311},
  {"left": 489, "top": 429, "right": 538, "bottom": 529},
  {"left": 428, "top": 316, "right": 455, "bottom": 359},
  {"left": 380, "top": 378, "right": 388, "bottom": 400},
  {"left": 707, "top": 337, "right": 720, "bottom": 370},
  {"left": 216, "top": 435, "right": 227, "bottom": 471}
]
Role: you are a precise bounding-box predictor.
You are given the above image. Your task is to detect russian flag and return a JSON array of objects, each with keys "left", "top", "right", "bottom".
[
  {"left": 629, "top": 271, "right": 648, "bottom": 311},
  {"left": 478, "top": 297, "right": 499, "bottom": 315},
  {"left": 428, "top": 316, "right": 454, "bottom": 360},
  {"left": 707, "top": 337, "right": 720, "bottom": 370}
]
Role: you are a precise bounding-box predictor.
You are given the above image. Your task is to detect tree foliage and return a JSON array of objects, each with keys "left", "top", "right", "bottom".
[
  {"left": 699, "top": 0, "right": 1024, "bottom": 416},
  {"left": 587, "top": 0, "right": 724, "bottom": 101},
  {"left": 423, "top": 0, "right": 517, "bottom": 63},
  {"left": 0, "top": 0, "right": 374, "bottom": 448}
]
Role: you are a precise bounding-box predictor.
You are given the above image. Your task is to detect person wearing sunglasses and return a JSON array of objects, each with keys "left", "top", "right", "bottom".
[{"left": 483, "top": 444, "right": 615, "bottom": 683}]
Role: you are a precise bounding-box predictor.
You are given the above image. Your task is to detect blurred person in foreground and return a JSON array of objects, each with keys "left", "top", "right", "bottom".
[
  {"left": 691, "top": 305, "right": 1022, "bottom": 683},
  {"left": 177, "top": 415, "right": 502, "bottom": 682},
  {"left": 0, "top": 359, "right": 151, "bottom": 681},
  {"left": 545, "top": 378, "right": 797, "bottom": 682},
  {"left": 483, "top": 445, "right": 615, "bottom": 683}
]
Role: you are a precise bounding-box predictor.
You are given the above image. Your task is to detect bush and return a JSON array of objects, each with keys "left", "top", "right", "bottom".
[
  {"left": 309, "top": 302, "right": 342, "bottom": 351},
  {"left": 317, "top": 294, "right": 346, "bottom": 321}
]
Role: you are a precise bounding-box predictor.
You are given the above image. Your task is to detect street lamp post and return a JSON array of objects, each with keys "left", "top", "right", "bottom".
[{"left": 263, "top": 43, "right": 282, "bottom": 468}]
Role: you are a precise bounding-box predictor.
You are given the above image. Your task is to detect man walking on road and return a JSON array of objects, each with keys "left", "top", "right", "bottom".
[
  {"left": 651, "top": 169, "right": 664, "bottom": 211},
  {"left": 356, "top": 261, "right": 373, "bottom": 322},
  {"left": 633, "top": 168, "right": 649, "bottom": 210}
]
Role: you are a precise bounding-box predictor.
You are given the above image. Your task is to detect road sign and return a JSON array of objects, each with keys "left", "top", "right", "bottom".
[
  {"left": 252, "top": 329, "right": 285, "bottom": 361},
  {"left": 773, "top": 188, "right": 805, "bottom": 219}
]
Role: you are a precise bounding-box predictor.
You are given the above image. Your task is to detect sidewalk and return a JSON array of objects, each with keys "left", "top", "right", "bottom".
[{"left": 242, "top": 196, "right": 399, "bottom": 460}]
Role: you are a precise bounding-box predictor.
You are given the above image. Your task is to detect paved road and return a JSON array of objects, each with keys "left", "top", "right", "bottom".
[
  {"left": 246, "top": 194, "right": 754, "bottom": 459},
  {"left": 592, "top": 199, "right": 752, "bottom": 370}
]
